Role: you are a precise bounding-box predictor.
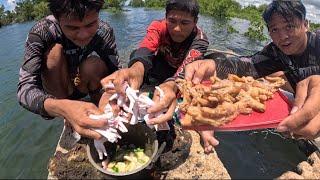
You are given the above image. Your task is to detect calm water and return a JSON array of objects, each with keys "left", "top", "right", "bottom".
[{"left": 0, "top": 7, "right": 316, "bottom": 179}]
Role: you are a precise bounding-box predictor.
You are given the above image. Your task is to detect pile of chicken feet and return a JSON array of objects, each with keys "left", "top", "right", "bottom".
[{"left": 176, "top": 74, "right": 285, "bottom": 127}]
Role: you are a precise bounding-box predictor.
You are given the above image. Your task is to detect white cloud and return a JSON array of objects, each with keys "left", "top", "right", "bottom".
[
  {"left": 307, "top": 0, "right": 320, "bottom": 9},
  {"left": 7, "top": 0, "right": 16, "bottom": 10},
  {"left": 3, "top": 0, "right": 16, "bottom": 11}
]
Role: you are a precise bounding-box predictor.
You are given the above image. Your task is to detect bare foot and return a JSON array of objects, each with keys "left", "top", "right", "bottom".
[{"left": 199, "top": 130, "right": 219, "bottom": 154}]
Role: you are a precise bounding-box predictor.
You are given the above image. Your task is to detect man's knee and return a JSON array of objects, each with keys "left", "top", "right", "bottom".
[
  {"left": 80, "top": 56, "right": 108, "bottom": 80},
  {"left": 42, "top": 44, "right": 71, "bottom": 98},
  {"left": 44, "top": 44, "right": 66, "bottom": 70}
]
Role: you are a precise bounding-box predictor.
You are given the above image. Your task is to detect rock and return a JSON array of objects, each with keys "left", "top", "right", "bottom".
[
  {"left": 155, "top": 127, "right": 192, "bottom": 171},
  {"left": 49, "top": 125, "right": 320, "bottom": 179},
  {"left": 165, "top": 130, "right": 230, "bottom": 179},
  {"left": 312, "top": 137, "right": 320, "bottom": 149},
  {"left": 48, "top": 126, "right": 230, "bottom": 179},
  {"left": 278, "top": 172, "right": 304, "bottom": 179},
  {"left": 277, "top": 152, "right": 320, "bottom": 179},
  {"left": 48, "top": 143, "right": 108, "bottom": 179}
]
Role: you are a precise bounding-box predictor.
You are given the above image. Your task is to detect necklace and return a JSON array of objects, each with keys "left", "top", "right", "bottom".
[{"left": 74, "top": 67, "right": 81, "bottom": 86}]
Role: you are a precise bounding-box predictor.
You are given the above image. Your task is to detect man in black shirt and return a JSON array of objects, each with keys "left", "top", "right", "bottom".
[{"left": 183, "top": 0, "right": 320, "bottom": 153}]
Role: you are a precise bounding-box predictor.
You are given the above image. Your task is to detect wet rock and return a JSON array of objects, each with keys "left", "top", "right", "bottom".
[
  {"left": 278, "top": 152, "right": 320, "bottom": 179},
  {"left": 48, "top": 124, "right": 320, "bottom": 179},
  {"left": 48, "top": 127, "right": 230, "bottom": 179},
  {"left": 155, "top": 127, "right": 192, "bottom": 171},
  {"left": 48, "top": 144, "right": 108, "bottom": 179},
  {"left": 165, "top": 130, "right": 230, "bottom": 179},
  {"left": 278, "top": 172, "right": 304, "bottom": 179}
]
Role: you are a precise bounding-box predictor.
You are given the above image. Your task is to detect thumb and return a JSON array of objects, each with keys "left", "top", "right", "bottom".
[
  {"left": 148, "top": 103, "right": 164, "bottom": 114},
  {"left": 101, "top": 71, "right": 117, "bottom": 87},
  {"left": 193, "top": 60, "right": 216, "bottom": 84},
  {"left": 148, "top": 91, "right": 164, "bottom": 113},
  {"left": 87, "top": 107, "right": 104, "bottom": 116},
  {"left": 129, "top": 79, "right": 142, "bottom": 90},
  {"left": 185, "top": 62, "right": 197, "bottom": 81},
  {"left": 192, "top": 63, "right": 207, "bottom": 84},
  {"left": 112, "top": 76, "right": 127, "bottom": 95}
]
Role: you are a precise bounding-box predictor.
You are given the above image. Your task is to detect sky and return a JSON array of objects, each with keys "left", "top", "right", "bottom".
[{"left": 0, "top": 0, "right": 16, "bottom": 11}]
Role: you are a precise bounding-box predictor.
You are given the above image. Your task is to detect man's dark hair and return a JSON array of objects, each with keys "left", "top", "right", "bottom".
[
  {"left": 165, "top": 0, "right": 199, "bottom": 19},
  {"left": 263, "top": 0, "right": 306, "bottom": 27},
  {"left": 48, "top": 0, "right": 104, "bottom": 20}
]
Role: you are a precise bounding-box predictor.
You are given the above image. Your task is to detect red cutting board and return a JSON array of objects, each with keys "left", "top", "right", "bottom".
[{"left": 180, "top": 91, "right": 292, "bottom": 131}]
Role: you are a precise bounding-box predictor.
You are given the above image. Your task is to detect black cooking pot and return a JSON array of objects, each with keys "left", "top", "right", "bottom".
[{"left": 86, "top": 123, "right": 166, "bottom": 179}]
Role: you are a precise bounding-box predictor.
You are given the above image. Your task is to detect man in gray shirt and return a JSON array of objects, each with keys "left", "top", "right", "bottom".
[{"left": 17, "top": 0, "right": 120, "bottom": 140}]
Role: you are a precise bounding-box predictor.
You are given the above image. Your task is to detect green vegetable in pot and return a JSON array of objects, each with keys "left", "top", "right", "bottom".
[{"left": 105, "top": 147, "right": 150, "bottom": 173}]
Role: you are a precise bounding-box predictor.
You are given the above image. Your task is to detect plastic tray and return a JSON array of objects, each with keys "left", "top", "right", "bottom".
[{"left": 181, "top": 91, "right": 292, "bottom": 131}]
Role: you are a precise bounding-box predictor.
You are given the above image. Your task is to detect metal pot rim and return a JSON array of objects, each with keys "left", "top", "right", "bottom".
[{"left": 86, "top": 134, "right": 159, "bottom": 176}]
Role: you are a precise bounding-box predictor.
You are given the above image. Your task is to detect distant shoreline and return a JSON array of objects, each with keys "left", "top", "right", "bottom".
[{"left": 234, "top": 0, "right": 320, "bottom": 24}]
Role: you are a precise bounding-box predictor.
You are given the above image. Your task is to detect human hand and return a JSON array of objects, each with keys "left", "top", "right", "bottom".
[
  {"left": 100, "top": 61, "right": 144, "bottom": 95},
  {"left": 147, "top": 81, "right": 177, "bottom": 125},
  {"left": 199, "top": 130, "right": 219, "bottom": 154},
  {"left": 62, "top": 100, "right": 108, "bottom": 140},
  {"left": 269, "top": 71, "right": 294, "bottom": 93},
  {"left": 185, "top": 60, "right": 216, "bottom": 84},
  {"left": 277, "top": 75, "right": 320, "bottom": 139},
  {"left": 98, "top": 91, "right": 121, "bottom": 114}
]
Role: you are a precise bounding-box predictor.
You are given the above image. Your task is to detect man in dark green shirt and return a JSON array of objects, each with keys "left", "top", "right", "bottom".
[{"left": 184, "top": 0, "right": 320, "bottom": 153}]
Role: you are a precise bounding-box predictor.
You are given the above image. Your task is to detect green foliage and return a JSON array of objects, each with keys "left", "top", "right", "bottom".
[
  {"left": 236, "top": 5, "right": 268, "bottom": 41},
  {"left": 198, "top": 0, "right": 240, "bottom": 19},
  {"left": 32, "top": 1, "right": 50, "bottom": 20},
  {"left": 144, "top": 0, "right": 166, "bottom": 8},
  {"left": 310, "top": 22, "right": 320, "bottom": 32},
  {"left": 244, "top": 20, "right": 267, "bottom": 41},
  {"left": 0, "top": 0, "right": 49, "bottom": 27},
  {"left": 130, "top": 0, "right": 145, "bottom": 7},
  {"left": 1, "top": 10, "right": 15, "bottom": 25},
  {"left": 0, "top": 5, "right": 4, "bottom": 27},
  {"left": 15, "top": 0, "right": 35, "bottom": 22},
  {"left": 235, "top": 5, "right": 263, "bottom": 22},
  {"left": 0, "top": 5, "right": 4, "bottom": 18},
  {"left": 198, "top": 0, "right": 268, "bottom": 41},
  {"left": 227, "top": 24, "right": 238, "bottom": 34},
  {"left": 104, "top": 0, "right": 126, "bottom": 10}
]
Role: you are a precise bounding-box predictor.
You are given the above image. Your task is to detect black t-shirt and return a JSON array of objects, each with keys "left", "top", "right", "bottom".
[{"left": 213, "top": 31, "right": 320, "bottom": 90}]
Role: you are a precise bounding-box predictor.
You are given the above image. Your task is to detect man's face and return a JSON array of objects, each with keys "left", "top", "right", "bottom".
[
  {"left": 59, "top": 10, "right": 99, "bottom": 47},
  {"left": 166, "top": 10, "right": 197, "bottom": 43},
  {"left": 268, "top": 13, "right": 308, "bottom": 56}
]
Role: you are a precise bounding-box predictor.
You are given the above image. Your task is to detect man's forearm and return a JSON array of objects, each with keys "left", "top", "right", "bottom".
[
  {"left": 18, "top": 68, "right": 57, "bottom": 118},
  {"left": 44, "top": 98, "right": 70, "bottom": 118},
  {"left": 128, "top": 47, "right": 153, "bottom": 73},
  {"left": 130, "top": 61, "right": 145, "bottom": 76},
  {"left": 161, "top": 80, "right": 178, "bottom": 94},
  {"left": 214, "top": 56, "right": 258, "bottom": 78}
]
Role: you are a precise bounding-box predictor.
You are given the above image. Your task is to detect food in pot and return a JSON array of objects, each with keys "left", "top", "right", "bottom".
[{"left": 104, "top": 146, "right": 150, "bottom": 173}]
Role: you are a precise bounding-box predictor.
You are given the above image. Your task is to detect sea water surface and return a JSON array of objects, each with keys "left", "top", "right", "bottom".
[{"left": 0, "top": 5, "right": 318, "bottom": 179}]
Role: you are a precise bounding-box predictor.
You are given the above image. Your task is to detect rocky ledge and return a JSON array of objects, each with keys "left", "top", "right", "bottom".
[
  {"left": 48, "top": 126, "right": 320, "bottom": 179},
  {"left": 48, "top": 127, "right": 230, "bottom": 179}
]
